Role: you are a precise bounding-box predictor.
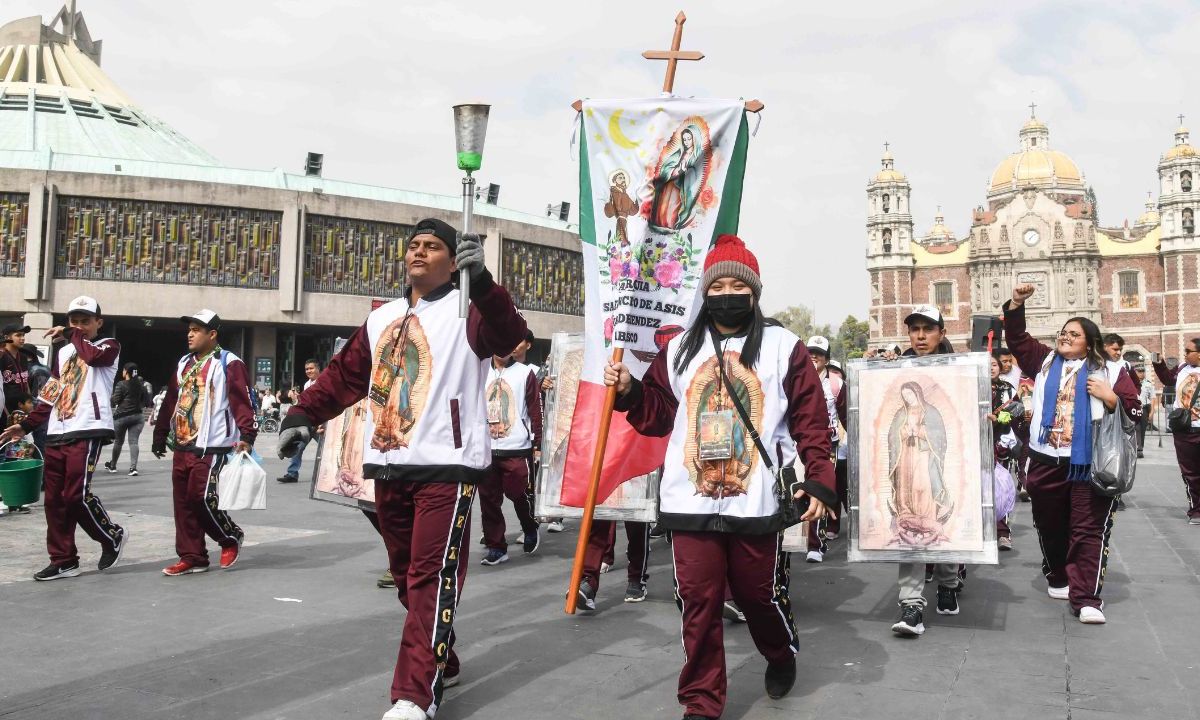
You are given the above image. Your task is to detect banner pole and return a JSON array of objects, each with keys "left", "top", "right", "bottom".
[{"left": 564, "top": 346, "right": 624, "bottom": 614}]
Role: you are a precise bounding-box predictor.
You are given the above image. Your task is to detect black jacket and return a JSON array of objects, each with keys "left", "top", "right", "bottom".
[{"left": 111, "top": 378, "right": 149, "bottom": 420}]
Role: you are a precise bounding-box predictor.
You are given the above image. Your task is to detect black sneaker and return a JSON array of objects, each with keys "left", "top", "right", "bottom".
[
  {"left": 276, "top": 474, "right": 298, "bottom": 484},
  {"left": 924, "top": 565, "right": 934, "bottom": 583},
  {"left": 103, "top": 461, "right": 116, "bottom": 474},
  {"left": 936, "top": 584, "right": 960, "bottom": 615},
  {"left": 624, "top": 581, "right": 647, "bottom": 603},
  {"left": 577, "top": 579, "right": 597, "bottom": 613},
  {"left": 649, "top": 523, "right": 667, "bottom": 539},
  {"left": 764, "top": 656, "right": 796, "bottom": 699},
  {"left": 523, "top": 529, "right": 540, "bottom": 555},
  {"left": 479, "top": 548, "right": 508, "bottom": 566},
  {"left": 34, "top": 561, "right": 81, "bottom": 581},
  {"left": 891, "top": 603, "right": 925, "bottom": 636},
  {"left": 723, "top": 600, "right": 747, "bottom": 623},
  {"left": 128, "top": 468, "right": 139, "bottom": 477},
  {"left": 98, "top": 529, "right": 129, "bottom": 571}
]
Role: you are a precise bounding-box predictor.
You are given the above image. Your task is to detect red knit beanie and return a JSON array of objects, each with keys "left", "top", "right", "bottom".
[{"left": 701, "top": 234, "right": 762, "bottom": 296}]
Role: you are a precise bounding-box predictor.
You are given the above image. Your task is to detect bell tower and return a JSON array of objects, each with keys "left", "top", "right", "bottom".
[
  {"left": 867, "top": 144, "right": 915, "bottom": 342},
  {"left": 1158, "top": 118, "right": 1200, "bottom": 356}
]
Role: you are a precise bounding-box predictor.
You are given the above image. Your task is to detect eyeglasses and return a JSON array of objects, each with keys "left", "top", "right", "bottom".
[
  {"left": 1057, "top": 330, "right": 1084, "bottom": 340},
  {"left": 1187, "top": 348, "right": 1200, "bottom": 355}
]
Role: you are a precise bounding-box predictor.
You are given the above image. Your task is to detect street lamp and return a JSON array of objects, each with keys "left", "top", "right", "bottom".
[{"left": 452, "top": 103, "right": 490, "bottom": 318}]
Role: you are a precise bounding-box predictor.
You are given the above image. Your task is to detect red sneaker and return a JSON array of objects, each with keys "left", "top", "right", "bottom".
[
  {"left": 220, "top": 544, "right": 240, "bottom": 569},
  {"left": 162, "top": 560, "right": 208, "bottom": 576}
]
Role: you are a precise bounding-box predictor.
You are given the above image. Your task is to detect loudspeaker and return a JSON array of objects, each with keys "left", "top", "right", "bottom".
[
  {"left": 970, "top": 315, "right": 1003, "bottom": 353},
  {"left": 485, "top": 183, "right": 500, "bottom": 205}
]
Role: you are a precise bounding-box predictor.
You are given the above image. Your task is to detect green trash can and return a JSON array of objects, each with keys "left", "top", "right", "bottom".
[{"left": 0, "top": 447, "right": 44, "bottom": 509}]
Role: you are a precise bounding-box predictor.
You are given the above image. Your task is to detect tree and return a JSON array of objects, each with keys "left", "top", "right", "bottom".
[
  {"left": 773, "top": 305, "right": 832, "bottom": 347},
  {"left": 833, "top": 314, "right": 870, "bottom": 360}
]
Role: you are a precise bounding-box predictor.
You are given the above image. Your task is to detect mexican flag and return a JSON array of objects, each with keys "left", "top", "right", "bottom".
[{"left": 560, "top": 97, "right": 751, "bottom": 507}]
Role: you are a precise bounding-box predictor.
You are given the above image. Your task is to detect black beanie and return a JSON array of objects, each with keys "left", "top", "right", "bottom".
[{"left": 410, "top": 218, "right": 460, "bottom": 253}]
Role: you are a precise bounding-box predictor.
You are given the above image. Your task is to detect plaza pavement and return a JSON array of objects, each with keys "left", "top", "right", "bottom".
[{"left": 1, "top": 430, "right": 1198, "bottom": 720}]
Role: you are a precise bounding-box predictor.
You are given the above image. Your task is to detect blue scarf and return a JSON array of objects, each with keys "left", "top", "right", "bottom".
[{"left": 1038, "top": 355, "right": 1092, "bottom": 481}]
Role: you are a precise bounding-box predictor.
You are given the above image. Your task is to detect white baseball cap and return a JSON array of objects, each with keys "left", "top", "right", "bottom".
[
  {"left": 806, "top": 335, "right": 831, "bottom": 356},
  {"left": 180, "top": 309, "right": 221, "bottom": 330},
  {"left": 904, "top": 304, "right": 944, "bottom": 329},
  {"left": 66, "top": 295, "right": 101, "bottom": 317}
]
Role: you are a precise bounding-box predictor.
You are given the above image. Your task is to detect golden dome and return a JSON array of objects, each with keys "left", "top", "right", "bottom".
[
  {"left": 874, "top": 169, "right": 907, "bottom": 183},
  {"left": 1165, "top": 125, "right": 1195, "bottom": 160},
  {"left": 1021, "top": 117, "right": 1048, "bottom": 132},
  {"left": 989, "top": 150, "right": 1083, "bottom": 192},
  {"left": 1135, "top": 199, "right": 1160, "bottom": 227},
  {"left": 925, "top": 211, "right": 955, "bottom": 241}
]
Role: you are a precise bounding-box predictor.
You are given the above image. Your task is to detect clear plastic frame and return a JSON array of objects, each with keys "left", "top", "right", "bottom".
[
  {"left": 309, "top": 338, "right": 376, "bottom": 512},
  {"left": 534, "top": 332, "right": 659, "bottom": 522},
  {"left": 846, "top": 352, "right": 997, "bottom": 565}
]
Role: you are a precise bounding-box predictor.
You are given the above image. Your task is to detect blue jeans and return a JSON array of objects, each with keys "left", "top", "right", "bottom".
[{"left": 286, "top": 436, "right": 310, "bottom": 478}]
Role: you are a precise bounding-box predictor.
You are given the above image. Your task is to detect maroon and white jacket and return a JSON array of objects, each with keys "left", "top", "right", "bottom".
[
  {"left": 617, "top": 324, "right": 836, "bottom": 534},
  {"left": 486, "top": 359, "right": 543, "bottom": 457},
  {"left": 287, "top": 271, "right": 526, "bottom": 485},
  {"left": 21, "top": 329, "right": 120, "bottom": 444},
  {"left": 152, "top": 350, "right": 258, "bottom": 454}
]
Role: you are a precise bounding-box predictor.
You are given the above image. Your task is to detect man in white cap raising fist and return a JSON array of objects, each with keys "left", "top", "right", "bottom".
[{"left": 0, "top": 296, "right": 128, "bottom": 580}]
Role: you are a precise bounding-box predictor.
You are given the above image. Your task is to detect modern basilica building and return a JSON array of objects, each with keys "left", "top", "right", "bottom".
[
  {"left": 0, "top": 5, "right": 582, "bottom": 390},
  {"left": 866, "top": 112, "right": 1200, "bottom": 369}
]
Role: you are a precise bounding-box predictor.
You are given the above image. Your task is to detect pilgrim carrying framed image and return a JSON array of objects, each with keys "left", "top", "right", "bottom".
[
  {"left": 845, "top": 352, "right": 997, "bottom": 565},
  {"left": 310, "top": 338, "right": 376, "bottom": 511}
]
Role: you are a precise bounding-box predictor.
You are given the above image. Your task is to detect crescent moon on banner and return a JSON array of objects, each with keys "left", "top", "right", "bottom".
[{"left": 608, "top": 110, "right": 640, "bottom": 150}]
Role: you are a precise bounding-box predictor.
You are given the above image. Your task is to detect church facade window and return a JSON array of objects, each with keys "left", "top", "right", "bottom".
[
  {"left": 881, "top": 228, "right": 892, "bottom": 253},
  {"left": 1117, "top": 270, "right": 1141, "bottom": 310},
  {"left": 933, "top": 281, "right": 954, "bottom": 317},
  {"left": 1184, "top": 207, "right": 1195, "bottom": 235},
  {"left": 882, "top": 194, "right": 890, "bottom": 214},
  {"left": 1182, "top": 171, "right": 1193, "bottom": 193}
]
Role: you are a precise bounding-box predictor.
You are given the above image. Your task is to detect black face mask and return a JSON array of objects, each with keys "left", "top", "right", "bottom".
[{"left": 707, "top": 293, "right": 754, "bottom": 329}]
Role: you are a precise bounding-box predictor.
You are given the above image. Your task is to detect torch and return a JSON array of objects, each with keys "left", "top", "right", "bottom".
[{"left": 452, "top": 103, "right": 490, "bottom": 318}]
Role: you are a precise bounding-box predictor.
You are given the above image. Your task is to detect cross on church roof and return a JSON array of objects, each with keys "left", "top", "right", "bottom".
[
  {"left": 883, "top": 141, "right": 890, "bottom": 153},
  {"left": 1029, "top": 101, "right": 1037, "bottom": 118},
  {"left": 1179, "top": 113, "right": 1186, "bottom": 126}
]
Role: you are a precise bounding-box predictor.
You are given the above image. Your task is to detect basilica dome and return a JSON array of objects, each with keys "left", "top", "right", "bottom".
[
  {"left": 1164, "top": 125, "right": 1196, "bottom": 160},
  {"left": 987, "top": 115, "right": 1085, "bottom": 197},
  {"left": 873, "top": 150, "right": 906, "bottom": 183}
]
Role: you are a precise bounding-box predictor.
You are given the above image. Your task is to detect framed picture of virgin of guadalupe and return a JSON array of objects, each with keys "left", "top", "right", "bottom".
[{"left": 845, "top": 353, "right": 997, "bottom": 565}]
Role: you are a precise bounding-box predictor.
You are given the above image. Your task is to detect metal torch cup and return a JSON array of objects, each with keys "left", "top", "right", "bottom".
[{"left": 452, "top": 103, "right": 490, "bottom": 318}]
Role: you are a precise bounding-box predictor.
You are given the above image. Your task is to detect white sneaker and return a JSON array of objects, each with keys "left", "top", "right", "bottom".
[
  {"left": 382, "top": 699, "right": 426, "bottom": 720},
  {"left": 824, "top": 531, "right": 838, "bottom": 540},
  {"left": 805, "top": 550, "right": 824, "bottom": 563},
  {"left": 546, "top": 521, "right": 565, "bottom": 533},
  {"left": 1079, "top": 607, "right": 1106, "bottom": 624},
  {"left": 600, "top": 562, "right": 611, "bottom": 574},
  {"left": 1047, "top": 585, "right": 1069, "bottom": 600}
]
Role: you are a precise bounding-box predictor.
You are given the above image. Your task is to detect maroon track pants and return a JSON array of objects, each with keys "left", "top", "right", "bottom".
[
  {"left": 1026, "top": 459, "right": 1117, "bottom": 611},
  {"left": 376, "top": 480, "right": 475, "bottom": 715},
  {"left": 807, "top": 459, "right": 848, "bottom": 551},
  {"left": 170, "top": 451, "right": 243, "bottom": 566},
  {"left": 671, "top": 531, "right": 797, "bottom": 718},
  {"left": 1173, "top": 431, "right": 1200, "bottom": 518},
  {"left": 584, "top": 520, "right": 650, "bottom": 590},
  {"left": 478, "top": 455, "right": 538, "bottom": 550},
  {"left": 43, "top": 439, "right": 123, "bottom": 565}
]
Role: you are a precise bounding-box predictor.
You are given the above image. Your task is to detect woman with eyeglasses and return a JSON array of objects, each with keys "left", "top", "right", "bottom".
[
  {"left": 1003, "top": 284, "right": 1141, "bottom": 624},
  {"left": 1151, "top": 338, "right": 1200, "bottom": 524}
]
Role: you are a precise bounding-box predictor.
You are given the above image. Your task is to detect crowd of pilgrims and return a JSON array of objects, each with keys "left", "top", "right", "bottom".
[{"left": 6, "top": 220, "right": 1199, "bottom": 720}]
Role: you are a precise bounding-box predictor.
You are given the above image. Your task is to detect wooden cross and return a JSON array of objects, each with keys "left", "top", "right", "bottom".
[
  {"left": 642, "top": 12, "right": 705, "bottom": 93},
  {"left": 569, "top": 11, "right": 763, "bottom": 113}
]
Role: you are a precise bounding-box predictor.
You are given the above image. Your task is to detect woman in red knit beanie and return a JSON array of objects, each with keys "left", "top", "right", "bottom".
[{"left": 604, "top": 234, "right": 837, "bottom": 720}]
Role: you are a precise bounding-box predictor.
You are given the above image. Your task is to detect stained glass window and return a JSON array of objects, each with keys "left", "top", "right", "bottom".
[
  {"left": 502, "top": 238, "right": 584, "bottom": 316},
  {"left": 54, "top": 196, "right": 280, "bottom": 288},
  {"left": 303, "top": 215, "right": 411, "bottom": 297},
  {"left": 0, "top": 193, "right": 28, "bottom": 277}
]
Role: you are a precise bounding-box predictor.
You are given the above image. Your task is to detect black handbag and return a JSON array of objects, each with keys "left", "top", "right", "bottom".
[
  {"left": 709, "top": 329, "right": 809, "bottom": 528},
  {"left": 1168, "top": 382, "right": 1200, "bottom": 434}
]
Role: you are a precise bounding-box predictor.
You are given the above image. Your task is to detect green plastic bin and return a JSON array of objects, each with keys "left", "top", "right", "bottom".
[{"left": 0, "top": 458, "right": 43, "bottom": 508}]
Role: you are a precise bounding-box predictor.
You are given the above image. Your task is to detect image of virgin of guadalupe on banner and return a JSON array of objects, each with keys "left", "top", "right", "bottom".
[
  {"left": 845, "top": 353, "right": 998, "bottom": 565},
  {"left": 310, "top": 338, "right": 376, "bottom": 511},
  {"left": 559, "top": 97, "right": 752, "bottom": 510}
]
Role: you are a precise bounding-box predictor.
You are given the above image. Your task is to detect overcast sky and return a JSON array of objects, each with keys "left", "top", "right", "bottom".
[{"left": 8, "top": 0, "right": 1199, "bottom": 325}]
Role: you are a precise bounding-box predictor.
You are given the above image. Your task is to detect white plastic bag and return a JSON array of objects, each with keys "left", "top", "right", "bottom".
[{"left": 217, "top": 451, "right": 267, "bottom": 510}]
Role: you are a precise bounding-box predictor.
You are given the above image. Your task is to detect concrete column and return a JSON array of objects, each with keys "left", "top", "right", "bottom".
[
  {"left": 279, "top": 202, "right": 302, "bottom": 312},
  {"left": 23, "top": 182, "right": 45, "bottom": 301}
]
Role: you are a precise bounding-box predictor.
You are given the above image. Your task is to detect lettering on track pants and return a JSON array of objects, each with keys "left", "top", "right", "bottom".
[
  {"left": 43, "top": 439, "right": 123, "bottom": 565},
  {"left": 376, "top": 480, "right": 475, "bottom": 716},
  {"left": 170, "top": 451, "right": 243, "bottom": 566}
]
